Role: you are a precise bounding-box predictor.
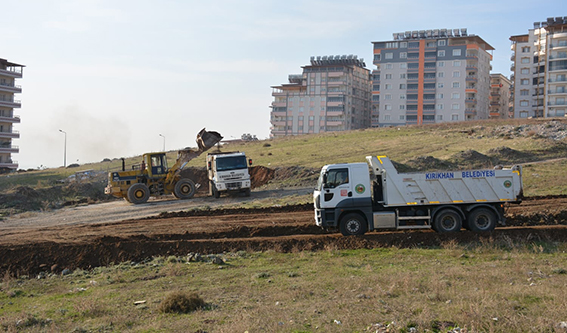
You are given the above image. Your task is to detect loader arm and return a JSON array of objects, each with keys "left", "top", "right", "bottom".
[{"left": 164, "top": 128, "right": 223, "bottom": 185}]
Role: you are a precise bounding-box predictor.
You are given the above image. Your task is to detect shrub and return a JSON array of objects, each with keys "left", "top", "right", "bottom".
[{"left": 158, "top": 292, "right": 205, "bottom": 313}]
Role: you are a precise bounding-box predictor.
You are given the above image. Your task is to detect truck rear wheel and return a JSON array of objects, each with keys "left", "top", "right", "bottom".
[
  {"left": 433, "top": 209, "right": 462, "bottom": 233},
  {"left": 467, "top": 208, "right": 496, "bottom": 232},
  {"left": 174, "top": 179, "right": 196, "bottom": 199},
  {"left": 340, "top": 213, "right": 367, "bottom": 236},
  {"left": 127, "top": 183, "right": 150, "bottom": 204}
]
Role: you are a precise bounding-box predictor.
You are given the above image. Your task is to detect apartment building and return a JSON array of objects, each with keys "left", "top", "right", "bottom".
[
  {"left": 0, "top": 58, "right": 24, "bottom": 172},
  {"left": 371, "top": 29, "right": 494, "bottom": 126},
  {"left": 510, "top": 17, "right": 567, "bottom": 119},
  {"left": 489, "top": 73, "right": 512, "bottom": 119},
  {"left": 270, "top": 55, "right": 371, "bottom": 137}
]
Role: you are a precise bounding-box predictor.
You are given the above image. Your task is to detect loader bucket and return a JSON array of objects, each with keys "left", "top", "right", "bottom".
[{"left": 196, "top": 128, "right": 223, "bottom": 152}]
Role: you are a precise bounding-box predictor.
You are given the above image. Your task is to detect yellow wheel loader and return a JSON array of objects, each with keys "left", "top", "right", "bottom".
[{"left": 104, "top": 128, "right": 223, "bottom": 204}]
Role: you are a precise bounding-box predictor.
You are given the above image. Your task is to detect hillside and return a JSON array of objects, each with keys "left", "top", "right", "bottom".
[{"left": 0, "top": 118, "right": 566, "bottom": 217}]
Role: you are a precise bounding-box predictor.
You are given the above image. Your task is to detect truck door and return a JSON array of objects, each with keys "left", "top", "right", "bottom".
[{"left": 320, "top": 167, "right": 352, "bottom": 209}]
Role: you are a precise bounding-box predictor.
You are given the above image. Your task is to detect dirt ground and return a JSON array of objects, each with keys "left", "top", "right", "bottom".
[{"left": 1, "top": 193, "right": 566, "bottom": 277}]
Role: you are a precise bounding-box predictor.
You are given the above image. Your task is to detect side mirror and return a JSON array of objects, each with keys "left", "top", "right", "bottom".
[
  {"left": 322, "top": 173, "right": 328, "bottom": 188},
  {"left": 248, "top": 158, "right": 253, "bottom": 166},
  {"left": 207, "top": 161, "right": 212, "bottom": 170}
]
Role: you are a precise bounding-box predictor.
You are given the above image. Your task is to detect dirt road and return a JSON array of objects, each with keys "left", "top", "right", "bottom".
[{"left": 0, "top": 194, "right": 566, "bottom": 276}]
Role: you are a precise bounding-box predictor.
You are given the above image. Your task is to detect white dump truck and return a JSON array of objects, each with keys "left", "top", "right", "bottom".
[
  {"left": 207, "top": 151, "right": 251, "bottom": 198},
  {"left": 314, "top": 155, "right": 523, "bottom": 236}
]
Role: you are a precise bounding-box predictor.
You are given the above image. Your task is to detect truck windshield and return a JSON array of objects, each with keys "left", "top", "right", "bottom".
[{"left": 216, "top": 156, "right": 248, "bottom": 171}]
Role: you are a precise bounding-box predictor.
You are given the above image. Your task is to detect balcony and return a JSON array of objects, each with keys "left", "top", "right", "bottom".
[
  {"left": 550, "top": 54, "right": 567, "bottom": 60},
  {"left": 465, "top": 98, "right": 477, "bottom": 104},
  {"left": 548, "top": 88, "right": 567, "bottom": 95},
  {"left": 0, "top": 99, "right": 21, "bottom": 108},
  {"left": 548, "top": 77, "right": 567, "bottom": 83},
  {"left": 465, "top": 108, "right": 477, "bottom": 114},
  {"left": 0, "top": 160, "right": 18, "bottom": 169},
  {"left": 271, "top": 101, "right": 286, "bottom": 107},
  {"left": 466, "top": 54, "right": 478, "bottom": 60},
  {"left": 466, "top": 76, "right": 477, "bottom": 82},
  {"left": 0, "top": 144, "right": 19, "bottom": 153},
  {"left": 466, "top": 65, "right": 478, "bottom": 71},
  {"left": 0, "top": 67, "right": 23, "bottom": 78},
  {"left": 0, "top": 130, "right": 20, "bottom": 139},
  {"left": 0, "top": 115, "right": 20, "bottom": 123},
  {"left": 548, "top": 101, "right": 567, "bottom": 106},
  {"left": 510, "top": 53, "right": 516, "bottom": 61},
  {"left": 0, "top": 82, "right": 22, "bottom": 94},
  {"left": 510, "top": 64, "right": 515, "bottom": 71}
]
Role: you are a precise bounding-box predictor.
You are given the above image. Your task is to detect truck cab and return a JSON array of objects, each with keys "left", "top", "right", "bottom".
[{"left": 207, "top": 152, "right": 251, "bottom": 198}]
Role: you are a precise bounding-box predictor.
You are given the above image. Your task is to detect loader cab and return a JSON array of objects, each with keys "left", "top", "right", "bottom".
[{"left": 144, "top": 153, "right": 168, "bottom": 178}]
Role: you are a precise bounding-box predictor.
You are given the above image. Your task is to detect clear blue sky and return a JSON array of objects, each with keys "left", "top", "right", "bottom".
[{"left": 3, "top": 0, "right": 566, "bottom": 169}]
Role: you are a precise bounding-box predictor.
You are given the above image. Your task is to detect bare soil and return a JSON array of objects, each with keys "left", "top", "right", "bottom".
[{"left": 1, "top": 192, "right": 566, "bottom": 277}]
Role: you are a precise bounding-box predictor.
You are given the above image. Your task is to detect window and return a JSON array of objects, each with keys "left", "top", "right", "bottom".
[
  {"left": 399, "top": 105, "right": 405, "bottom": 109},
  {"left": 438, "top": 61, "right": 445, "bottom": 67},
  {"left": 400, "top": 94, "right": 406, "bottom": 99},
  {"left": 437, "top": 93, "right": 444, "bottom": 99},
  {"left": 399, "top": 84, "right": 406, "bottom": 89},
  {"left": 426, "top": 41, "right": 436, "bottom": 47},
  {"left": 453, "top": 71, "right": 461, "bottom": 77},
  {"left": 519, "top": 111, "right": 529, "bottom": 118},
  {"left": 520, "top": 90, "right": 529, "bottom": 96},
  {"left": 521, "top": 57, "right": 530, "bottom": 64},
  {"left": 384, "top": 104, "right": 392, "bottom": 110},
  {"left": 438, "top": 40, "right": 446, "bottom": 46},
  {"left": 400, "top": 63, "right": 407, "bottom": 69},
  {"left": 438, "top": 83, "right": 444, "bottom": 88},
  {"left": 451, "top": 114, "right": 459, "bottom": 121},
  {"left": 386, "top": 64, "right": 393, "bottom": 69},
  {"left": 437, "top": 115, "right": 443, "bottom": 120},
  {"left": 384, "top": 114, "right": 391, "bottom": 120},
  {"left": 452, "top": 93, "right": 460, "bottom": 99},
  {"left": 400, "top": 42, "right": 407, "bottom": 48},
  {"left": 521, "top": 79, "right": 529, "bottom": 85},
  {"left": 522, "top": 46, "right": 530, "bottom": 53},
  {"left": 453, "top": 60, "right": 461, "bottom": 67},
  {"left": 326, "top": 168, "right": 349, "bottom": 188},
  {"left": 452, "top": 82, "right": 460, "bottom": 88},
  {"left": 384, "top": 94, "right": 392, "bottom": 100},
  {"left": 385, "top": 74, "right": 392, "bottom": 79},
  {"left": 438, "top": 72, "right": 445, "bottom": 78},
  {"left": 385, "top": 42, "right": 398, "bottom": 49},
  {"left": 521, "top": 68, "right": 529, "bottom": 74},
  {"left": 399, "top": 115, "right": 405, "bottom": 120},
  {"left": 385, "top": 53, "right": 394, "bottom": 59},
  {"left": 385, "top": 84, "right": 392, "bottom": 90},
  {"left": 400, "top": 52, "right": 407, "bottom": 59},
  {"left": 400, "top": 73, "right": 406, "bottom": 79},
  {"left": 437, "top": 103, "right": 444, "bottom": 110},
  {"left": 438, "top": 50, "right": 445, "bottom": 57},
  {"left": 520, "top": 100, "right": 529, "bottom": 107},
  {"left": 451, "top": 103, "right": 460, "bottom": 110},
  {"left": 453, "top": 49, "right": 462, "bottom": 56}
]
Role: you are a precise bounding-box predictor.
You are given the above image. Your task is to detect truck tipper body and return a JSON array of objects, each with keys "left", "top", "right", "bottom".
[
  {"left": 314, "top": 156, "right": 523, "bottom": 236},
  {"left": 207, "top": 151, "right": 251, "bottom": 198}
]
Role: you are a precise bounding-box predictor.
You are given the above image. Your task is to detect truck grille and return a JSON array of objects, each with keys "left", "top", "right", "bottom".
[{"left": 227, "top": 182, "right": 242, "bottom": 189}]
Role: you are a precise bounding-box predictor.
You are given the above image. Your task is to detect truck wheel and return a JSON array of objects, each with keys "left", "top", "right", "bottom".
[
  {"left": 127, "top": 183, "right": 150, "bottom": 204},
  {"left": 174, "top": 179, "right": 196, "bottom": 199},
  {"left": 339, "top": 213, "right": 367, "bottom": 236},
  {"left": 244, "top": 188, "right": 251, "bottom": 197},
  {"left": 433, "top": 209, "right": 462, "bottom": 233},
  {"left": 467, "top": 208, "right": 496, "bottom": 232},
  {"left": 211, "top": 183, "right": 221, "bottom": 198}
]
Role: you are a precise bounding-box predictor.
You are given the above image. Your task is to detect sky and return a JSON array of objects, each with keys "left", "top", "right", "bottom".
[{"left": 3, "top": 0, "right": 566, "bottom": 169}]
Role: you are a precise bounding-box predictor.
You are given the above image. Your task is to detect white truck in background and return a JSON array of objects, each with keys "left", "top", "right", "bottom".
[
  {"left": 314, "top": 155, "right": 523, "bottom": 236},
  {"left": 207, "top": 152, "right": 251, "bottom": 198}
]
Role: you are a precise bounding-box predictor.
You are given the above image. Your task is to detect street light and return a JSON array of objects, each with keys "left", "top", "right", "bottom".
[
  {"left": 59, "top": 129, "right": 67, "bottom": 167},
  {"left": 159, "top": 134, "right": 165, "bottom": 151}
]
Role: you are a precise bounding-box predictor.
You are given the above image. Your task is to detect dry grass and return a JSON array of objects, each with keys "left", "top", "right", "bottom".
[{"left": 158, "top": 291, "right": 206, "bottom": 314}]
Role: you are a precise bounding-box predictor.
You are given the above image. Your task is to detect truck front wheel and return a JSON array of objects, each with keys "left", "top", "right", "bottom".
[
  {"left": 467, "top": 208, "right": 496, "bottom": 232},
  {"left": 174, "top": 179, "right": 196, "bottom": 199},
  {"left": 433, "top": 209, "right": 462, "bottom": 233},
  {"left": 340, "top": 213, "right": 367, "bottom": 236},
  {"left": 127, "top": 183, "right": 150, "bottom": 204}
]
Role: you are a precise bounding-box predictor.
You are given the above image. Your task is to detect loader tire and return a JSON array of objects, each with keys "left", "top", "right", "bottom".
[
  {"left": 127, "top": 183, "right": 150, "bottom": 204},
  {"left": 433, "top": 209, "right": 462, "bottom": 233},
  {"left": 173, "top": 179, "right": 196, "bottom": 199},
  {"left": 339, "top": 213, "right": 367, "bottom": 236},
  {"left": 467, "top": 208, "right": 496, "bottom": 232}
]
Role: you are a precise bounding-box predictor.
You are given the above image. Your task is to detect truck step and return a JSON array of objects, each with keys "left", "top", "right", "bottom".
[
  {"left": 397, "top": 216, "right": 431, "bottom": 220},
  {"left": 397, "top": 225, "right": 432, "bottom": 229}
]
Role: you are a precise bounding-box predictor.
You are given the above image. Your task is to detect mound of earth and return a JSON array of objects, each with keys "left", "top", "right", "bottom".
[
  {"left": 490, "top": 120, "right": 567, "bottom": 141},
  {"left": 405, "top": 156, "right": 456, "bottom": 171},
  {"left": 449, "top": 150, "right": 493, "bottom": 169},
  {"left": 486, "top": 146, "right": 536, "bottom": 164}
]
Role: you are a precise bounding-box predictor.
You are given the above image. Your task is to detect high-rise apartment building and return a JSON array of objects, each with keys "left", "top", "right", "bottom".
[
  {"left": 270, "top": 55, "right": 371, "bottom": 137},
  {"left": 0, "top": 58, "right": 24, "bottom": 172},
  {"left": 510, "top": 17, "right": 567, "bottom": 119},
  {"left": 489, "top": 73, "right": 512, "bottom": 119},
  {"left": 371, "top": 29, "right": 494, "bottom": 126}
]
